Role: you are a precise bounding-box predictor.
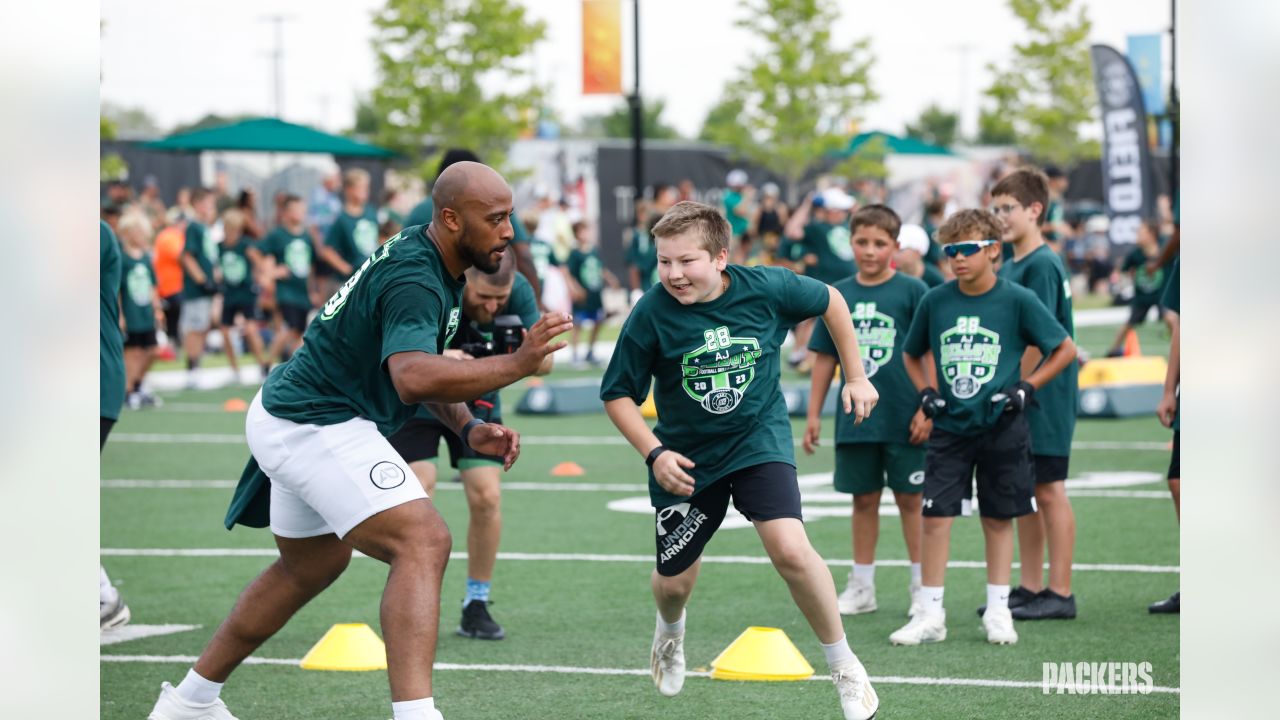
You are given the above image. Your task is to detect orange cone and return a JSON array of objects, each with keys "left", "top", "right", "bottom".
[
  {"left": 223, "top": 397, "right": 248, "bottom": 412},
  {"left": 551, "top": 461, "right": 585, "bottom": 477},
  {"left": 1122, "top": 329, "right": 1142, "bottom": 358}
]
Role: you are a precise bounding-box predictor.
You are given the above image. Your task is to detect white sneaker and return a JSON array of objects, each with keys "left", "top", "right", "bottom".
[
  {"left": 837, "top": 573, "right": 877, "bottom": 615},
  {"left": 100, "top": 591, "right": 130, "bottom": 631},
  {"left": 650, "top": 617, "right": 686, "bottom": 697},
  {"left": 148, "top": 682, "right": 239, "bottom": 720},
  {"left": 907, "top": 582, "right": 922, "bottom": 618},
  {"left": 831, "top": 658, "right": 879, "bottom": 720},
  {"left": 983, "top": 605, "right": 1019, "bottom": 645},
  {"left": 889, "top": 611, "right": 947, "bottom": 646}
]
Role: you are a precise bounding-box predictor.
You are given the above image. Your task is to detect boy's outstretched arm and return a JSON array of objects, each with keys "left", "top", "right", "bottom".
[
  {"left": 803, "top": 352, "right": 838, "bottom": 454},
  {"left": 604, "top": 397, "right": 696, "bottom": 497},
  {"left": 820, "top": 287, "right": 878, "bottom": 423}
]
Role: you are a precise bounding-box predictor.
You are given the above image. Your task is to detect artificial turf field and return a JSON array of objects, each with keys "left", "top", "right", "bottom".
[{"left": 101, "top": 320, "right": 1179, "bottom": 719}]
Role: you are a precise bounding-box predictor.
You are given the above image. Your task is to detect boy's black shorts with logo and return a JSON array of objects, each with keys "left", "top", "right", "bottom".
[
  {"left": 654, "top": 462, "right": 801, "bottom": 577},
  {"left": 923, "top": 412, "right": 1035, "bottom": 519}
]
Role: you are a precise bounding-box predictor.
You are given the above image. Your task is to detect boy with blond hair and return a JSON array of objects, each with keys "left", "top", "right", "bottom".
[
  {"left": 891, "top": 209, "right": 1076, "bottom": 646},
  {"left": 601, "top": 201, "right": 880, "bottom": 720},
  {"left": 117, "top": 211, "right": 163, "bottom": 408},
  {"left": 804, "top": 204, "right": 930, "bottom": 618}
]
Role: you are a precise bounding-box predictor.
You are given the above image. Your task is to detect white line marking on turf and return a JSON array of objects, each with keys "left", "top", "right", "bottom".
[
  {"left": 98, "top": 655, "right": 1179, "bottom": 693},
  {"left": 101, "top": 479, "right": 648, "bottom": 492},
  {"left": 100, "top": 624, "right": 201, "bottom": 646},
  {"left": 110, "top": 433, "right": 1171, "bottom": 451},
  {"left": 100, "top": 548, "right": 1178, "bottom": 574}
]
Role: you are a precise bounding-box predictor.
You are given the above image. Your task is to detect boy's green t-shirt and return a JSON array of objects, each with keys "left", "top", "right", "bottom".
[
  {"left": 181, "top": 220, "right": 219, "bottom": 299},
  {"left": 998, "top": 244, "right": 1078, "bottom": 457},
  {"left": 1122, "top": 246, "right": 1168, "bottom": 306},
  {"left": 568, "top": 248, "right": 605, "bottom": 313},
  {"left": 799, "top": 222, "right": 856, "bottom": 284},
  {"left": 262, "top": 225, "right": 464, "bottom": 436},
  {"left": 261, "top": 227, "right": 314, "bottom": 309},
  {"left": 903, "top": 278, "right": 1069, "bottom": 437},
  {"left": 325, "top": 206, "right": 381, "bottom": 273},
  {"left": 809, "top": 272, "right": 929, "bottom": 445},
  {"left": 219, "top": 241, "right": 257, "bottom": 306},
  {"left": 119, "top": 250, "right": 158, "bottom": 333},
  {"left": 600, "top": 264, "right": 830, "bottom": 508}
]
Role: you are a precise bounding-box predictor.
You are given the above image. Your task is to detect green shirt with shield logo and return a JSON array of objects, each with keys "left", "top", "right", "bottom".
[
  {"left": 809, "top": 272, "right": 929, "bottom": 445},
  {"left": 798, "top": 221, "right": 856, "bottom": 285},
  {"left": 601, "top": 264, "right": 830, "bottom": 508},
  {"left": 119, "top": 250, "right": 158, "bottom": 333},
  {"left": 262, "top": 225, "right": 464, "bottom": 436},
  {"left": 903, "top": 278, "right": 1069, "bottom": 437},
  {"left": 261, "top": 226, "right": 314, "bottom": 309},
  {"left": 325, "top": 206, "right": 381, "bottom": 274},
  {"left": 998, "top": 244, "right": 1078, "bottom": 457},
  {"left": 219, "top": 241, "right": 257, "bottom": 307},
  {"left": 181, "top": 220, "right": 219, "bottom": 299}
]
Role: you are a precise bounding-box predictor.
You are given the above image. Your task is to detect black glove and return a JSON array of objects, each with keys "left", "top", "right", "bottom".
[
  {"left": 919, "top": 387, "right": 947, "bottom": 419},
  {"left": 992, "top": 380, "right": 1036, "bottom": 413}
]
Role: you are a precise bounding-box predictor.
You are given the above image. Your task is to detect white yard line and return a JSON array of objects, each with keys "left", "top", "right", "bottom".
[
  {"left": 98, "top": 654, "right": 1179, "bottom": 694},
  {"left": 100, "top": 548, "right": 1178, "bottom": 574}
]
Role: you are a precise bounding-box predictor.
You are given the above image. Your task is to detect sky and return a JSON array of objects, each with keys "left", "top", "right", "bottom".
[{"left": 100, "top": 0, "right": 1171, "bottom": 140}]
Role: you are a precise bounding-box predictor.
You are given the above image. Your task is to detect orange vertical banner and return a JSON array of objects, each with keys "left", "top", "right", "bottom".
[{"left": 582, "top": 0, "right": 622, "bottom": 95}]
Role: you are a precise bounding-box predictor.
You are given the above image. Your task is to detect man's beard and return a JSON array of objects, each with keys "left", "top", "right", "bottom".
[{"left": 460, "top": 229, "right": 505, "bottom": 273}]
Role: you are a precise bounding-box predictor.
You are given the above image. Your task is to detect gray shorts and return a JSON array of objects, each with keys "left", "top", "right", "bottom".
[{"left": 179, "top": 296, "right": 213, "bottom": 335}]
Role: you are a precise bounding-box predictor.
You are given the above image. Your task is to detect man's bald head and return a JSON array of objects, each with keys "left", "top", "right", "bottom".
[
  {"left": 431, "top": 161, "right": 510, "bottom": 219},
  {"left": 429, "top": 160, "right": 515, "bottom": 274}
]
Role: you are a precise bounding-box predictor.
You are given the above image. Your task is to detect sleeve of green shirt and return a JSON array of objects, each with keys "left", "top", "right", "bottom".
[
  {"left": 902, "top": 294, "right": 933, "bottom": 358},
  {"left": 773, "top": 267, "right": 830, "bottom": 324},
  {"left": 378, "top": 282, "right": 447, "bottom": 366},
  {"left": 599, "top": 306, "right": 656, "bottom": 403},
  {"left": 1161, "top": 259, "right": 1179, "bottom": 313},
  {"left": 1017, "top": 288, "right": 1069, "bottom": 354}
]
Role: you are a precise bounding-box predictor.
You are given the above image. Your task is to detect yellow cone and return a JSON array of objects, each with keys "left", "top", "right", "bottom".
[
  {"left": 299, "top": 623, "right": 387, "bottom": 671},
  {"left": 710, "top": 626, "right": 814, "bottom": 681},
  {"left": 640, "top": 394, "right": 658, "bottom": 419}
]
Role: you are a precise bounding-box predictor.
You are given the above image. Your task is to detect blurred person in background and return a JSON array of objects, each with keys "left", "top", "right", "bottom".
[
  {"left": 101, "top": 199, "right": 122, "bottom": 234},
  {"left": 117, "top": 211, "right": 163, "bottom": 409},
  {"left": 1106, "top": 219, "right": 1174, "bottom": 356},
  {"left": 723, "top": 169, "right": 755, "bottom": 254},
  {"left": 237, "top": 188, "right": 265, "bottom": 240},
  {"left": 894, "top": 224, "right": 945, "bottom": 288},
  {"left": 677, "top": 178, "right": 696, "bottom": 203},
  {"left": 1081, "top": 215, "right": 1115, "bottom": 297},
  {"left": 139, "top": 176, "right": 168, "bottom": 228},
  {"left": 782, "top": 186, "right": 857, "bottom": 371},
  {"left": 153, "top": 215, "right": 188, "bottom": 358},
  {"left": 213, "top": 171, "right": 235, "bottom": 213},
  {"left": 309, "top": 169, "right": 344, "bottom": 300},
  {"left": 100, "top": 219, "right": 130, "bottom": 631},
  {"left": 625, "top": 198, "right": 657, "bottom": 302},
  {"left": 179, "top": 188, "right": 221, "bottom": 389},
  {"left": 379, "top": 187, "right": 406, "bottom": 229},
  {"left": 167, "top": 186, "right": 194, "bottom": 225},
  {"left": 324, "top": 168, "right": 380, "bottom": 277},
  {"left": 747, "top": 182, "right": 789, "bottom": 266},
  {"left": 566, "top": 221, "right": 619, "bottom": 366},
  {"left": 217, "top": 208, "right": 270, "bottom": 382},
  {"left": 1041, "top": 166, "right": 1071, "bottom": 254},
  {"left": 259, "top": 195, "right": 318, "bottom": 363}
]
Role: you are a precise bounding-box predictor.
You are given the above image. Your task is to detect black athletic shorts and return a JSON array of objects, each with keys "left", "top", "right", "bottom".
[
  {"left": 100, "top": 416, "right": 115, "bottom": 450},
  {"left": 1128, "top": 301, "right": 1164, "bottom": 326},
  {"left": 161, "top": 294, "right": 182, "bottom": 340},
  {"left": 654, "top": 462, "right": 802, "bottom": 577},
  {"left": 1034, "top": 454, "right": 1069, "bottom": 484},
  {"left": 124, "top": 329, "right": 158, "bottom": 348},
  {"left": 387, "top": 416, "right": 504, "bottom": 468},
  {"left": 278, "top": 303, "right": 310, "bottom": 332},
  {"left": 1167, "top": 431, "right": 1180, "bottom": 480},
  {"left": 221, "top": 301, "right": 262, "bottom": 327},
  {"left": 923, "top": 412, "right": 1035, "bottom": 519}
]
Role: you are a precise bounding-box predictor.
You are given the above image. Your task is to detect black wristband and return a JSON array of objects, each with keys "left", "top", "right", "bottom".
[
  {"left": 460, "top": 418, "right": 485, "bottom": 448},
  {"left": 645, "top": 445, "right": 668, "bottom": 467}
]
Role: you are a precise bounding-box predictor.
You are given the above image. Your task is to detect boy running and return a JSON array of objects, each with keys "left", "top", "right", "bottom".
[
  {"left": 990, "top": 169, "right": 1079, "bottom": 620},
  {"left": 565, "top": 221, "right": 619, "bottom": 365},
  {"left": 1107, "top": 219, "right": 1174, "bottom": 356},
  {"left": 216, "top": 208, "right": 269, "bottom": 382},
  {"left": 890, "top": 209, "right": 1076, "bottom": 646},
  {"left": 804, "top": 205, "right": 930, "bottom": 618},
  {"left": 601, "top": 201, "right": 880, "bottom": 720},
  {"left": 259, "top": 195, "right": 318, "bottom": 361}
]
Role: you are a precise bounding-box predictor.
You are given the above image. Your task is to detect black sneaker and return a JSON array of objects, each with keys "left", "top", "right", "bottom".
[
  {"left": 976, "top": 585, "right": 1038, "bottom": 617},
  {"left": 1012, "top": 589, "right": 1077, "bottom": 620},
  {"left": 458, "top": 600, "right": 505, "bottom": 640},
  {"left": 1148, "top": 591, "right": 1180, "bottom": 614}
]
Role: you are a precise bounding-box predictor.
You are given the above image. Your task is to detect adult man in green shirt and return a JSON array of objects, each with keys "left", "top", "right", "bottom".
[
  {"left": 148, "top": 162, "right": 573, "bottom": 720},
  {"left": 388, "top": 260, "right": 550, "bottom": 642},
  {"left": 178, "top": 188, "right": 220, "bottom": 388}
]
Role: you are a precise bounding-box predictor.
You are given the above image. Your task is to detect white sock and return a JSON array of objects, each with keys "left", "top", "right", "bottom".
[
  {"left": 392, "top": 697, "right": 435, "bottom": 720},
  {"left": 920, "top": 585, "right": 945, "bottom": 617},
  {"left": 657, "top": 609, "right": 685, "bottom": 635},
  {"left": 852, "top": 563, "right": 875, "bottom": 585},
  {"left": 820, "top": 634, "right": 856, "bottom": 669},
  {"left": 99, "top": 566, "right": 117, "bottom": 604},
  {"left": 910, "top": 563, "right": 923, "bottom": 586},
  {"left": 986, "top": 584, "right": 1011, "bottom": 612},
  {"left": 175, "top": 668, "right": 223, "bottom": 705}
]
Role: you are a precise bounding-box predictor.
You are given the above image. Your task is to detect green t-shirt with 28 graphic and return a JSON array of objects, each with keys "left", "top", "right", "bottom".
[
  {"left": 809, "top": 272, "right": 928, "bottom": 445},
  {"left": 600, "top": 264, "right": 830, "bottom": 508},
  {"left": 903, "top": 278, "right": 1069, "bottom": 436}
]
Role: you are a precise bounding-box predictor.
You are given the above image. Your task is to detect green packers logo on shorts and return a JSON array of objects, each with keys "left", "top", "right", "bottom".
[
  {"left": 321, "top": 233, "right": 402, "bottom": 320},
  {"left": 353, "top": 218, "right": 379, "bottom": 258},
  {"left": 680, "top": 325, "right": 762, "bottom": 414},
  {"left": 938, "top": 315, "right": 1001, "bottom": 399},
  {"left": 827, "top": 226, "right": 853, "bottom": 261},
  {"left": 221, "top": 251, "right": 249, "bottom": 285},
  {"left": 445, "top": 307, "right": 461, "bottom": 346},
  {"left": 851, "top": 301, "right": 896, "bottom": 378}
]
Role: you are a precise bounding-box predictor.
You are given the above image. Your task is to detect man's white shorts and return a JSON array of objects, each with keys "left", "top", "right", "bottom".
[
  {"left": 178, "top": 296, "right": 213, "bottom": 335},
  {"left": 246, "top": 390, "right": 426, "bottom": 539}
]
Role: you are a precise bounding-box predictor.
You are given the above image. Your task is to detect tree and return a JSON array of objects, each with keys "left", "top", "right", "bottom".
[
  {"left": 708, "top": 0, "right": 878, "bottom": 199},
  {"left": 575, "top": 96, "right": 681, "bottom": 140},
  {"left": 698, "top": 93, "right": 752, "bottom": 148},
  {"left": 369, "top": 0, "right": 546, "bottom": 177},
  {"left": 976, "top": 108, "right": 1017, "bottom": 145},
  {"left": 982, "top": 0, "right": 1100, "bottom": 163},
  {"left": 348, "top": 94, "right": 382, "bottom": 138},
  {"left": 904, "top": 103, "right": 959, "bottom": 148},
  {"left": 101, "top": 102, "right": 163, "bottom": 140}
]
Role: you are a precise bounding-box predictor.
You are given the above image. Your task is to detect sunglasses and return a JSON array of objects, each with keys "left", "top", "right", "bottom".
[{"left": 943, "top": 239, "right": 999, "bottom": 258}]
